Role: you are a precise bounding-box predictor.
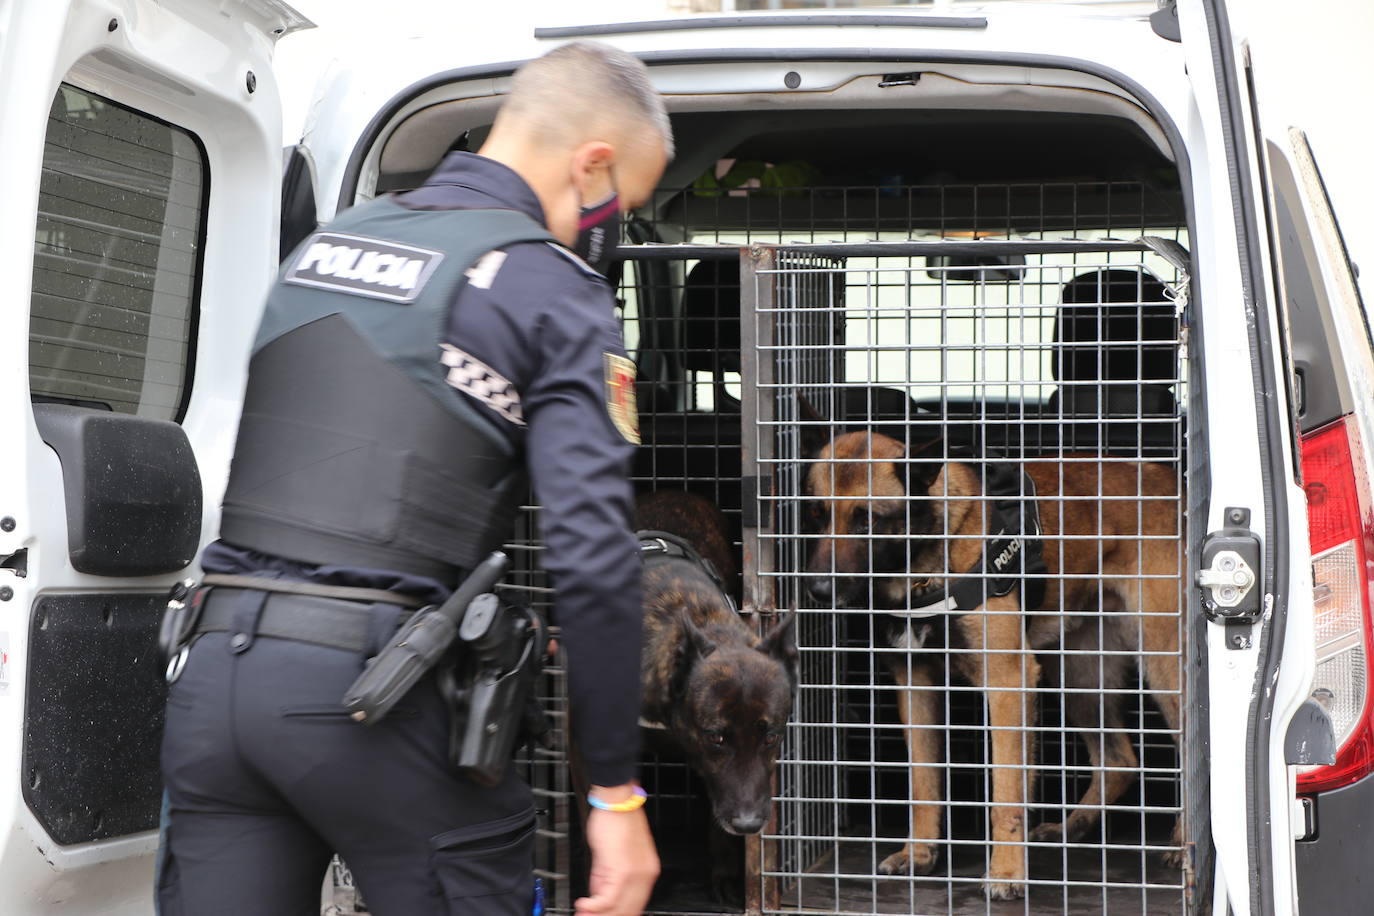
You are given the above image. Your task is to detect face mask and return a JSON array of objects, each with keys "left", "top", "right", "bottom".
[{"left": 572, "top": 190, "right": 621, "bottom": 277}]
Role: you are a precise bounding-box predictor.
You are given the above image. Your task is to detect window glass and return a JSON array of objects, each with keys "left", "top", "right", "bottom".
[{"left": 30, "top": 84, "right": 206, "bottom": 419}]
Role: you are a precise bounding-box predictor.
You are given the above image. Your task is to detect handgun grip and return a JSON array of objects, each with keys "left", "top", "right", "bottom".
[{"left": 454, "top": 605, "right": 546, "bottom": 785}]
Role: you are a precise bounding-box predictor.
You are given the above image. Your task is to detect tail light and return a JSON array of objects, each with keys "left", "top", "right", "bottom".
[{"left": 1298, "top": 415, "right": 1374, "bottom": 793}]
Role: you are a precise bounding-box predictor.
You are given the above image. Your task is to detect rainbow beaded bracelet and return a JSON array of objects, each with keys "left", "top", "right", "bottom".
[{"left": 587, "top": 786, "right": 648, "bottom": 812}]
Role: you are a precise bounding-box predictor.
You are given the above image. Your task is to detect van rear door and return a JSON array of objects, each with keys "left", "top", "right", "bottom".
[
  {"left": 0, "top": 2, "right": 307, "bottom": 913},
  {"left": 1176, "top": 2, "right": 1314, "bottom": 915}
]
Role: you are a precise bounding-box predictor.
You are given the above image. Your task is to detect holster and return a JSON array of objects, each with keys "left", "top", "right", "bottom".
[{"left": 437, "top": 596, "right": 549, "bottom": 787}]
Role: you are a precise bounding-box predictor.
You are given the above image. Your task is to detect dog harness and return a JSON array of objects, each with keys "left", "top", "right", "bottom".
[
  {"left": 893, "top": 462, "right": 1047, "bottom": 619},
  {"left": 635, "top": 529, "right": 740, "bottom": 730},
  {"left": 637, "top": 529, "right": 738, "bottom": 614}
]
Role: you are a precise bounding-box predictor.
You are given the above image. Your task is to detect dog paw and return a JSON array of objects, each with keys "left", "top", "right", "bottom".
[
  {"left": 1028, "top": 821, "right": 1063, "bottom": 843},
  {"left": 983, "top": 874, "right": 1027, "bottom": 901},
  {"left": 878, "top": 843, "right": 938, "bottom": 876},
  {"left": 1160, "top": 847, "right": 1186, "bottom": 870}
]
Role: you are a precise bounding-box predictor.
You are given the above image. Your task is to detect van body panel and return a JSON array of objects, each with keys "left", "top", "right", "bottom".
[
  {"left": 0, "top": 1, "right": 300, "bottom": 911},
  {"left": 303, "top": 13, "right": 1191, "bottom": 217}
]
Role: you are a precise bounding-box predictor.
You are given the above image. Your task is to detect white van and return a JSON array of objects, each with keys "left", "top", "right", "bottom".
[{"left": 1, "top": 2, "right": 1368, "bottom": 915}]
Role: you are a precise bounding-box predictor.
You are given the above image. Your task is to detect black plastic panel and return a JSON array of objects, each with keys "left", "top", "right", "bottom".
[
  {"left": 281, "top": 144, "right": 319, "bottom": 263},
  {"left": 23, "top": 594, "right": 167, "bottom": 845},
  {"left": 33, "top": 404, "right": 202, "bottom": 576},
  {"left": 1296, "top": 771, "right": 1374, "bottom": 912}
]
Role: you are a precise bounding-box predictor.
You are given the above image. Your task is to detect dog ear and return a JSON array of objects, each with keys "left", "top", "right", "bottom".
[
  {"left": 758, "top": 609, "right": 799, "bottom": 684},
  {"left": 903, "top": 437, "right": 944, "bottom": 497},
  {"left": 662, "top": 614, "right": 718, "bottom": 709},
  {"left": 683, "top": 615, "right": 719, "bottom": 660},
  {"left": 797, "top": 395, "right": 831, "bottom": 459}
]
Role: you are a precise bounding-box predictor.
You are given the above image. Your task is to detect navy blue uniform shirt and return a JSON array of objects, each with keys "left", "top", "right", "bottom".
[{"left": 206, "top": 152, "right": 644, "bottom": 786}]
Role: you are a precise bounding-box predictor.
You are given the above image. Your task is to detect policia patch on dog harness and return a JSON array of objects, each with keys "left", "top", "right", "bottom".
[
  {"left": 604, "top": 353, "right": 640, "bottom": 444},
  {"left": 284, "top": 231, "right": 445, "bottom": 303},
  {"left": 897, "top": 462, "right": 1047, "bottom": 619}
]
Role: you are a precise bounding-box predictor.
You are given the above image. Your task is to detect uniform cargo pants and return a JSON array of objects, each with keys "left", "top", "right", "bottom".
[{"left": 157, "top": 588, "right": 536, "bottom": 916}]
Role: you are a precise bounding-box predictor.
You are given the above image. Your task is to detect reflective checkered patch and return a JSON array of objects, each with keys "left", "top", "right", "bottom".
[
  {"left": 604, "top": 353, "right": 639, "bottom": 445},
  {"left": 440, "top": 344, "right": 524, "bottom": 426}
]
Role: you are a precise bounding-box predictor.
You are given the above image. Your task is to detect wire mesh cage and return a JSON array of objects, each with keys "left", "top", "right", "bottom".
[
  {"left": 320, "top": 178, "right": 1195, "bottom": 916},
  {"left": 742, "top": 239, "right": 1191, "bottom": 916}
]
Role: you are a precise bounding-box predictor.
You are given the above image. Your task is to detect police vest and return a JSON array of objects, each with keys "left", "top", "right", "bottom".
[{"left": 219, "top": 199, "right": 554, "bottom": 584}]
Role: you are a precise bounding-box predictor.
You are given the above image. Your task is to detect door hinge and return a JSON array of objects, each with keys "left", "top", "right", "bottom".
[{"left": 1199, "top": 506, "right": 1262, "bottom": 647}]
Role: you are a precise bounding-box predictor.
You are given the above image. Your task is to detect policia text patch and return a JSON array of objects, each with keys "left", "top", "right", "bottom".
[{"left": 284, "top": 232, "right": 445, "bottom": 303}]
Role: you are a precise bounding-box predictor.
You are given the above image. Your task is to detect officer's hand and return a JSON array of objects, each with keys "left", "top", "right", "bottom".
[{"left": 575, "top": 796, "right": 660, "bottom": 916}]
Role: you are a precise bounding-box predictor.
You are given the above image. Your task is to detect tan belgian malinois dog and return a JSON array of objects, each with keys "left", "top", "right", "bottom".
[{"left": 802, "top": 417, "right": 1184, "bottom": 900}]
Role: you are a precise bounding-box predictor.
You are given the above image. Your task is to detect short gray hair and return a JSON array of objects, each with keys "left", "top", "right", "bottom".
[{"left": 503, "top": 41, "right": 673, "bottom": 157}]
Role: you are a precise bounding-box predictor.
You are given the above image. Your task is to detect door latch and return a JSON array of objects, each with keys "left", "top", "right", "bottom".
[
  {"left": 1197, "top": 550, "right": 1256, "bottom": 609},
  {"left": 1199, "top": 507, "right": 1263, "bottom": 645}
]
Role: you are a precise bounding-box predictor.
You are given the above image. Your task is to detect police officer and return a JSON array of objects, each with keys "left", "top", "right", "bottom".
[{"left": 157, "top": 42, "right": 668, "bottom": 916}]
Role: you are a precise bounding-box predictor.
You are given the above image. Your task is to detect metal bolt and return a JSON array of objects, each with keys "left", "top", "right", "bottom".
[
  {"left": 245, "top": 70, "right": 257, "bottom": 94},
  {"left": 486, "top": 722, "right": 499, "bottom": 735},
  {"left": 1229, "top": 631, "right": 1250, "bottom": 649},
  {"left": 1233, "top": 568, "right": 1253, "bottom": 588},
  {"left": 0, "top": 586, "right": 11, "bottom": 602},
  {"left": 784, "top": 71, "right": 801, "bottom": 89},
  {"left": 1219, "top": 555, "right": 1235, "bottom": 571},
  {"left": 231, "top": 633, "right": 249, "bottom": 650},
  {"left": 0, "top": 516, "right": 14, "bottom": 532},
  {"left": 1229, "top": 509, "right": 1245, "bottom": 525},
  {"left": 1219, "top": 586, "right": 1237, "bottom": 603}
]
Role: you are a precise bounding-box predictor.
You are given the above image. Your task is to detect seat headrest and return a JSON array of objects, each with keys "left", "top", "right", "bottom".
[
  {"left": 681, "top": 259, "right": 741, "bottom": 373},
  {"left": 1054, "top": 269, "right": 1176, "bottom": 383}
]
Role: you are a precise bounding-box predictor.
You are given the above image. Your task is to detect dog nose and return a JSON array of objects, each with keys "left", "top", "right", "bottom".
[
  {"left": 729, "top": 813, "right": 766, "bottom": 834},
  {"left": 807, "top": 575, "right": 833, "bottom": 602}
]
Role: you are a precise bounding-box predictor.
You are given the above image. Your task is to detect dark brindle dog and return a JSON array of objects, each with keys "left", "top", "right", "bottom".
[
  {"left": 634, "top": 489, "right": 796, "bottom": 840},
  {"left": 802, "top": 421, "right": 1183, "bottom": 900}
]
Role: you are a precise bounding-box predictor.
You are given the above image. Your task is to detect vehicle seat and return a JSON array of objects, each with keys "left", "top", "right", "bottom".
[
  {"left": 681, "top": 258, "right": 742, "bottom": 412},
  {"left": 1047, "top": 268, "right": 1179, "bottom": 455}
]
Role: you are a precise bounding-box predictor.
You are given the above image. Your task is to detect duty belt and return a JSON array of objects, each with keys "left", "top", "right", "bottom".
[
  {"left": 893, "top": 462, "right": 1046, "bottom": 619},
  {"left": 160, "top": 573, "right": 431, "bottom": 683},
  {"left": 194, "top": 588, "right": 419, "bottom": 654},
  {"left": 200, "top": 573, "right": 430, "bottom": 609}
]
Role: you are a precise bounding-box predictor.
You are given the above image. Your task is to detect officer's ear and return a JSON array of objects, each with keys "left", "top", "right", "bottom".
[{"left": 570, "top": 140, "right": 616, "bottom": 198}]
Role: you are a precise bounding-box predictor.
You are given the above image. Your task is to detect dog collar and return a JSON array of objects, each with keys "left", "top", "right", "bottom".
[{"left": 889, "top": 594, "right": 958, "bottom": 618}]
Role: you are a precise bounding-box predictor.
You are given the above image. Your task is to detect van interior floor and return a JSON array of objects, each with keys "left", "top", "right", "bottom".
[{"left": 780, "top": 832, "right": 1184, "bottom": 916}]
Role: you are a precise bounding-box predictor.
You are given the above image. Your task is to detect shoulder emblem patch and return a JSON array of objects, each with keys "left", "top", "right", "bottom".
[{"left": 604, "top": 353, "right": 640, "bottom": 445}]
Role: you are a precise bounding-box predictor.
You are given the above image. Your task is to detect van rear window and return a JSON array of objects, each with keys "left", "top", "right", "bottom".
[{"left": 29, "top": 84, "right": 206, "bottom": 419}]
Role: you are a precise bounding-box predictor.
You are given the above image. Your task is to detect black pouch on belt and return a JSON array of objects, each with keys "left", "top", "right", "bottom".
[
  {"left": 158, "top": 579, "right": 204, "bottom": 676},
  {"left": 438, "top": 593, "right": 549, "bottom": 787}
]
